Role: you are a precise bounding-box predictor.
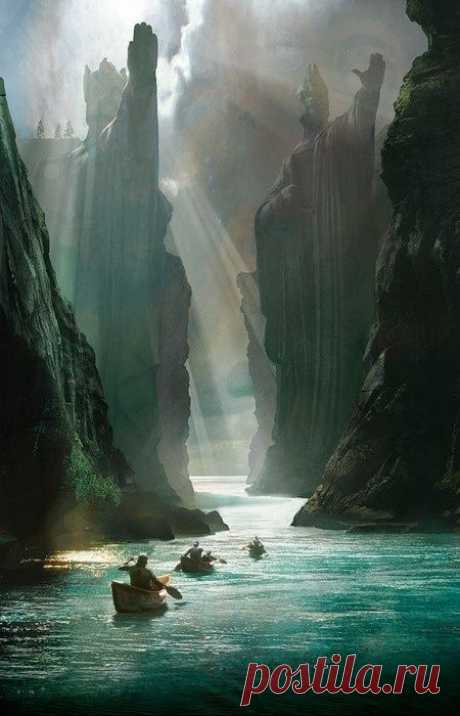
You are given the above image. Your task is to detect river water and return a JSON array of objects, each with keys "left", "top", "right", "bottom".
[{"left": 1, "top": 476, "right": 459, "bottom": 715}]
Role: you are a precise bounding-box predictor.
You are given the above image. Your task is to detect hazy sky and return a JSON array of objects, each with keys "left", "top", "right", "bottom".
[{"left": 0, "top": 0, "right": 425, "bottom": 136}]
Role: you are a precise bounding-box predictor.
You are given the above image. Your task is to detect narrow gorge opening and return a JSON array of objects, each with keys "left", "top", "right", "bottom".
[
  {"left": 163, "top": 178, "right": 258, "bottom": 480},
  {"left": 8, "top": 0, "right": 426, "bottom": 515}
]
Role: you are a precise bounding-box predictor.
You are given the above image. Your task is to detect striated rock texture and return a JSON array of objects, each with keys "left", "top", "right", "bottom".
[
  {"left": 294, "top": 0, "right": 460, "bottom": 529},
  {"left": 0, "top": 76, "right": 130, "bottom": 542},
  {"left": 237, "top": 272, "right": 276, "bottom": 483},
  {"left": 250, "top": 59, "right": 385, "bottom": 497},
  {"left": 18, "top": 135, "right": 81, "bottom": 294}
]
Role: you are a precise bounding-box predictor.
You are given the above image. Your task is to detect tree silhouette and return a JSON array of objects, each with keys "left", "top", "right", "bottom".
[
  {"left": 54, "top": 122, "right": 62, "bottom": 139},
  {"left": 36, "top": 119, "right": 45, "bottom": 139},
  {"left": 64, "top": 120, "right": 74, "bottom": 138}
]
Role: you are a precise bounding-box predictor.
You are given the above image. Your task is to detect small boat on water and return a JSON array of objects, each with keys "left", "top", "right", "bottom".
[
  {"left": 176, "top": 557, "right": 214, "bottom": 574},
  {"left": 249, "top": 546, "right": 266, "bottom": 559},
  {"left": 111, "top": 575, "right": 171, "bottom": 613}
]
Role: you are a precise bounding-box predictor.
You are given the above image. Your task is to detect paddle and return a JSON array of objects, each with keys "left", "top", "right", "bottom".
[
  {"left": 154, "top": 578, "right": 182, "bottom": 600},
  {"left": 163, "top": 583, "right": 183, "bottom": 600}
]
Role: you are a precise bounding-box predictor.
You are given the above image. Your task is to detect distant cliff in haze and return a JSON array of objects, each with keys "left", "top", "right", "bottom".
[
  {"left": 249, "top": 58, "right": 385, "bottom": 497},
  {"left": 19, "top": 26, "right": 197, "bottom": 508}
]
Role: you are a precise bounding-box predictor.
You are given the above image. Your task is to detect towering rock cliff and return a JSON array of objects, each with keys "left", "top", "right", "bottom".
[
  {"left": 0, "top": 76, "right": 226, "bottom": 553},
  {"left": 250, "top": 59, "right": 385, "bottom": 497},
  {"left": 0, "top": 76, "right": 130, "bottom": 543},
  {"left": 73, "top": 24, "right": 177, "bottom": 502},
  {"left": 294, "top": 0, "right": 460, "bottom": 529},
  {"left": 20, "top": 25, "right": 197, "bottom": 505},
  {"left": 156, "top": 253, "right": 194, "bottom": 504}
]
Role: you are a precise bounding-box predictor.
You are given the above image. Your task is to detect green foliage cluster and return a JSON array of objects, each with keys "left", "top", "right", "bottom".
[
  {"left": 66, "top": 439, "right": 121, "bottom": 507},
  {"left": 395, "top": 81, "right": 413, "bottom": 115}
]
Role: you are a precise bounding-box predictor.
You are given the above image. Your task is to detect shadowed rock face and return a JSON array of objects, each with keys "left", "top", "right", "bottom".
[
  {"left": 0, "top": 76, "right": 130, "bottom": 541},
  {"left": 157, "top": 253, "right": 194, "bottom": 504},
  {"left": 250, "top": 59, "right": 384, "bottom": 497},
  {"left": 294, "top": 0, "right": 460, "bottom": 529},
  {"left": 237, "top": 272, "right": 276, "bottom": 484}
]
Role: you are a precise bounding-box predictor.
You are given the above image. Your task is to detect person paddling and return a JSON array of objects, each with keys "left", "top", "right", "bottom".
[
  {"left": 202, "top": 550, "right": 217, "bottom": 564},
  {"left": 119, "top": 554, "right": 167, "bottom": 591},
  {"left": 243, "top": 537, "right": 266, "bottom": 555},
  {"left": 182, "top": 541, "right": 203, "bottom": 564}
]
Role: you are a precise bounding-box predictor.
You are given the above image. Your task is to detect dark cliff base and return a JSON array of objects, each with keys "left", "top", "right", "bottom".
[{"left": 294, "top": 0, "right": 460, "bottom": 530}]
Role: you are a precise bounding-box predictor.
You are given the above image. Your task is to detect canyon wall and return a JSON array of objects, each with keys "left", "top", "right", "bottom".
[
  {"left": 1, "top": 38, "right": 227, "bottom": 558},
  {"left": 250, "top": 60, "right": 384, "bottom": 496},
  {"left": 294, "top": 0, "right": 460, "bottom": 529},
  {"left": 237, "top": 272, "right": 276, "bottom": 483},
  {"left": 0, "top": 76, "right": 130, "bottom": 544},
  {"left": 20, "top": 26, "right": 196, "bottom": 505}
]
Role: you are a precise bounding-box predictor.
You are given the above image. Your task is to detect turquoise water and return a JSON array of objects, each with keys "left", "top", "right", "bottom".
[{"left": 1, "top": 476, "right": 459, "bottom": 715}]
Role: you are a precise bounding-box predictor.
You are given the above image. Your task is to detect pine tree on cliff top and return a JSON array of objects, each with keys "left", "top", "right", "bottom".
[
  {"left": 36, "top": 118, "right": 45, "bottom": 139},
  {"left": 64, "top": 120, "right": 74, "bottom": 137}
]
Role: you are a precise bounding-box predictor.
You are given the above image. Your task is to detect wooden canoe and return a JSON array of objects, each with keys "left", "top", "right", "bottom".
[
  {"left": 179, "top": 557, "right": 214, "bottom": 574},
  {"left": 111, "top": 575, "right": 171, "bottom": 613},
  {"left": 249, "top": 546, "right": 266, "bottom": 559}
]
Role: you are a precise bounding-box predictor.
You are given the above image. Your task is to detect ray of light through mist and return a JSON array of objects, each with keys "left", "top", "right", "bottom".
[{"left": 0, "top": 0, "right": 426, "bottom": 475}]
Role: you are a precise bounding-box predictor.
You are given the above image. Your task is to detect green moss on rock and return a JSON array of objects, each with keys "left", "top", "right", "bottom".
[{"left": 66, "top": 438, "right": 121, "bottom": 507}]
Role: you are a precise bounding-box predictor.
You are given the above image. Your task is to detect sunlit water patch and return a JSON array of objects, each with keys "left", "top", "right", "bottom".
[{"left": 1, "top": 476, "right": 459, "bottom": 715}]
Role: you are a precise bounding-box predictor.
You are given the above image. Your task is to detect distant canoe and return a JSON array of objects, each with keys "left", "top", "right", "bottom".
[
  {"left": 248, "top": 546, "right": 266, "bottom": 559},
  {"left": 111, "top": 575, "right": 171, "bottom": 613},
  {"left": 178, "top": 558, "right": 214, "bottom": 574}
]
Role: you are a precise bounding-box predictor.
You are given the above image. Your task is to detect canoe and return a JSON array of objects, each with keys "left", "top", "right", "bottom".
[
  {"left": 248, "top": 546, "right": 266, "bottom": 559},
  {"left": 179, "top": 557, "right": 214, "bottom": 574},
  {"left": 111, "top": 575, "right": 171, "bottom": 613}
]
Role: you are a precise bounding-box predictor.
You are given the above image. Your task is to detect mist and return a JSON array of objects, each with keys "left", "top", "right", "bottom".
[
  {"left": 0, "top": 1, "right": 425, "bottom": 135},
  {"left": 0, "top": 0, "right": 426, "bottom": 475}
]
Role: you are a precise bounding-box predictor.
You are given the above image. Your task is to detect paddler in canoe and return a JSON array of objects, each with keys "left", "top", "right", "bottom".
[
  {"left": 118, "top": 553, "right": 182, "bottom": 599},
  {"left": 243, "top": 536, "right": 266, "bottom": 558},
  {"left": 175, "top": 542, "right": 227, "bottom": 573}
]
